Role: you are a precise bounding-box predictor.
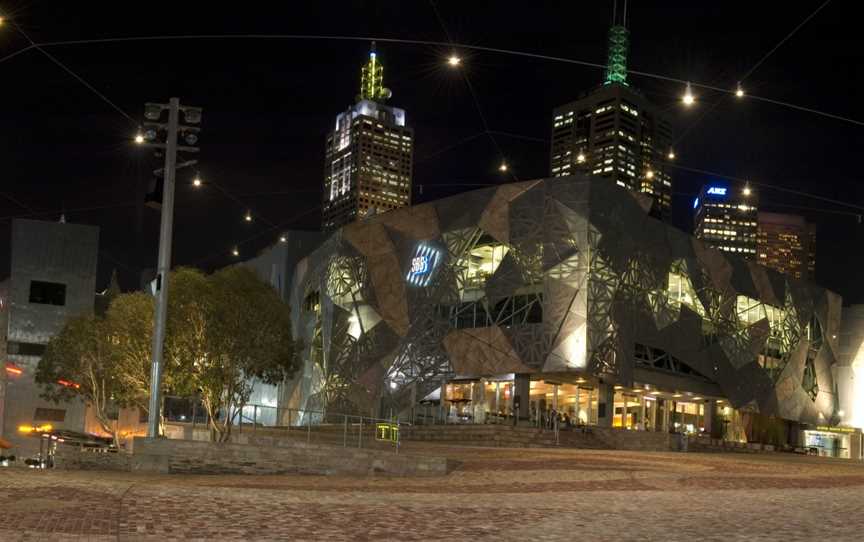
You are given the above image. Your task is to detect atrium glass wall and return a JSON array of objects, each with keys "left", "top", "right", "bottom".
[
  {"left": 482, "top": 378, "right": 514, "bottom": 423},
  {"left": 803, "top": 430, "right": 851, "bottom": 459},
  {"left": 671, "top": 401, "right": 705, "bottom": 434},
  {"left": 528, "top": 379, "right": 598, "bottom": 427}
]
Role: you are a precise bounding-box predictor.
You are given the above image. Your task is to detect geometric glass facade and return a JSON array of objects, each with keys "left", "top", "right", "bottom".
[{"left": 286, "top": 176, "right": 843, "bottom": 430}]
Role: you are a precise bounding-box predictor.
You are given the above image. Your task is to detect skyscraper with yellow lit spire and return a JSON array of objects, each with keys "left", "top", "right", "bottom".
[{"left": 322, "top": 42, "right": 414, "bottom": 233}]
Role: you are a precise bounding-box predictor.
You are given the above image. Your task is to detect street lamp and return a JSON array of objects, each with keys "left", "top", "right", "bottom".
[
  {"left": 447, "top": 55, "right": 461, "bottom": 67},
  {"left": 139, "top": 98, "right": 202, "bottom": 440},
  {"left": 499, "top": 162, "right": 508, "bottom": 172},
  {"left": 735, "top": 82, "right": 745, "bottom": 98}
]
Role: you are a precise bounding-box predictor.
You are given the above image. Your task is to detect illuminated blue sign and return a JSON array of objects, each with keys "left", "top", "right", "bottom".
[
  {"left": 406, "top": 244, "right": 440, "bottom": 287},
  {"left": 706, "top": 186, "right": 727, "bottom": 196},
  {"left": 693, "top": 197, "right": 699, "bottom": 209}
]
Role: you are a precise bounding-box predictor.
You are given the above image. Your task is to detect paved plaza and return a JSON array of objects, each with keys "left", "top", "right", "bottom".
[{"left": 2, "top": 444, "right": 864, "bottom": 541}]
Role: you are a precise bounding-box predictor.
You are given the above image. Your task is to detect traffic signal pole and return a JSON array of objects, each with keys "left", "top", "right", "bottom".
[{"left": 146, "top": 97, "right": 179, "bottom": 439}]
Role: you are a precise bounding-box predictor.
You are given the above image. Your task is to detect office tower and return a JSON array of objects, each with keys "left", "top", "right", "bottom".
[
  {"left": 757, "top": 212, "right": 817, "bottom": 280},
  {"left": 322, "top": 43, "right": 414, "bottom": 233},
  {"left": 693, "top": 183, "right": 758, "bottom": 258},
  {"left": 550, "top": 21, "right": 673, "bottom": 220}
]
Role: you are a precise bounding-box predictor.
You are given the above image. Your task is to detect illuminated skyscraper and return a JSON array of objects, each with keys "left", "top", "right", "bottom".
[
  {"left": 550, "top": 20, "right": 673, "bottom": 221},
  {"left": 322, "top": 42, "right": 414, "bottom": 233},
  {"left": 693, "top": 183, "right": 758, "bottom": 258},
  {"left": 757, "top": 212, "right": 816, "bottom": 280}
]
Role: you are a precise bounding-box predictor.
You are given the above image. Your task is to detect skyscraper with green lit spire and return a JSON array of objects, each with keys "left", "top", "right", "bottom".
[
  {"left": 549, "top": 13, "right": 674, "bottom": 221},
  {"left": 322, "top": 43, "right": 414, "bottom": 233}
]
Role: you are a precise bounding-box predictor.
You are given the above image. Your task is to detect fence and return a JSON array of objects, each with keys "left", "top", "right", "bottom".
[{"left": 161, "top": 396, "right": 407, "bottom": 453}]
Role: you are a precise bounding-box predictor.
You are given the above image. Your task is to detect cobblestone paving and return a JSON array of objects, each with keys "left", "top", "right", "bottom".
[{"left": 3, "top": 445, "right": 864, "bottom": 541}]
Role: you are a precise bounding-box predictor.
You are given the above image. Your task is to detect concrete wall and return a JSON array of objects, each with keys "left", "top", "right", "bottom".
[
  {"left": 128, "top": 437, "right": 450, "bottom": 476},
  {"left": 2, "top": 219, "right": 99, "bottom": 453},
  {"left": 54, "top": 448, "right": 131, "bottom": 471},
  {"left": 591, "top": 427, "right": 676, "bottom": 451},
  {"left": 53, "top": 437, "right": 452, "bottom": 476}
]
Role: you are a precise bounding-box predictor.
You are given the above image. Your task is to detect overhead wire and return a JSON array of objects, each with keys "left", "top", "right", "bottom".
[
  {"left": 673, "top": 0, "right": 834, "bottom": 146},
  {"left": 9, "top": 22, "right": 137, "bottom": 125},
  {"left": 739, "top": 0, "right": 832, "bottom": 83},
  {"left": 428, "top": 0, "right": 517, "bottom": 181},
  {"left": 0, "top": 30, "right": 857, "bottom": 128},
  {"left": 454, "top": 127, "right": 864, "bottom": 214}
]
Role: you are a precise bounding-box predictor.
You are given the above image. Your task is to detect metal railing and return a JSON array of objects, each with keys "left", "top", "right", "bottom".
[{"left": 161, "top": 397, "right": 408, "bottom": 453}]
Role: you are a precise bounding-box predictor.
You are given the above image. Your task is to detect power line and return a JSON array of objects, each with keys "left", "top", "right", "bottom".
[
  {"left": 417, "top": 131, "right": 486, "bottom": 163},
  {"left": 0, "top": 44, "right": 35, "bottom": 64},
  {"left": 429, "top": 1, "right": 516, "bottom": 181},
  {"left": 192, "top": 206, "right": 320, "bottom": 266},
  {"left": 665, "top": 162, "right": 864, "bottom": 213},
  {"left": 674, "top": 0, "right": 834, "bottom": 146},
  {"left": 8, "top": 22, "right": 137, "bottom": 125},
  {"left": 25, "top": 32, "right": 864, "bottom": 128},
  {"left": 415, "top": 125, "right": 864, "bottom": 214},
  {"left": 740, "top": 0, "right": 832, "bottom": 83}
]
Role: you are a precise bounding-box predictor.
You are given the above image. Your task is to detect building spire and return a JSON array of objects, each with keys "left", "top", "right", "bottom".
[
  {"left": 358, "top": 41, "right": 391, "bottom": 102},
  {"left": 604, "top": 1, "right": 630, "bottom": 86}
]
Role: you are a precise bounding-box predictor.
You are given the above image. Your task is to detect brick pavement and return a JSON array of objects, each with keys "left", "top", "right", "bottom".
[{"left": 2, "top": 445, "right": 864, "bottom": 541}]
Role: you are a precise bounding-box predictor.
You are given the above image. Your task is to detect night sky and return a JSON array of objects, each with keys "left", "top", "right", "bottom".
[{"left": 2, "top": 2, "right": 863, "bottom": 302}]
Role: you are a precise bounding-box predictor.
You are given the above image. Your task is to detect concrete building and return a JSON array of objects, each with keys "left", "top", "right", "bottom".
[
  {"left": 757, "top": 211, "right": 816, "bottom": 280},
  {"left": 235, "top": 230, "right": 324, "bottom": 423},
  {"left": 279, "top": 174, "right": 857, "bottom": 455},
  {"left": 550, "top": 23, "right": 673, "bottom": 221},
  {"left": 322, "top": 42, "right": 414, "bottom": 233},
  {"left": 693, "top": 182, "right": 758, "bottom": 258},
  {"left": 0, "top": 219, "right": 99, "bottom": 453}
]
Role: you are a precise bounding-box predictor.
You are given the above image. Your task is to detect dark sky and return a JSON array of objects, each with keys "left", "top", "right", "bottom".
[{"left": 2, "top": 1, "right": 863, "bottom": 301}]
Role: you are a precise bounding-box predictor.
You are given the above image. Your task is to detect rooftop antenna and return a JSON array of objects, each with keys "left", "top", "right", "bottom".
[
  {"left": 358, "top": 41, "right": 392, "bottom": 102},
  {"left": 604, "top": 0, "right": 630, "bottom": 86}
]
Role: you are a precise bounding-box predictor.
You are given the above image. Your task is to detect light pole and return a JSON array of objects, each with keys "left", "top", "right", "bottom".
[{"left": 139, "top": 98, "right": 202, "bottom": 438}]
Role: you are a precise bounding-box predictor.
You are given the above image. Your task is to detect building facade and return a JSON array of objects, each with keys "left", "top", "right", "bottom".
[
  {"left": 693, "top": 182, "right": 758, "bottom": 259},
  {"left": 1, "top": 219, "right": 99, "bottom": 453},
  {"left": 322, "top": 43, "right": 414, "bottom": 233},
  {"left": 284, "top": 175, "right": 848, "bottom": 447},
  {"left": 757, "top": 211, "right": 816, "bottom": 280},
  {"left": 550, "top": 25, "right": 673, "bottom": 221}
]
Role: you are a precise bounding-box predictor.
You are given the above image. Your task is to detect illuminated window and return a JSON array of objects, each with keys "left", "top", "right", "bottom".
[
  {"left": 667, "top": 268, "right": 704, "bottom": 316},
  {"left": 463, "top": 238, "right": 509, "bottom": 291}
]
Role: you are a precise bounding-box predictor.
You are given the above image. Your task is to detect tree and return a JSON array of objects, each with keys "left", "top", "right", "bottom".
[
  {"left": 37, "top": 265, "right": 300, "bottom": 445},
  {"left": 104, "top": 268, "right": 212, "bottom": 429},
  {"left": 194, "top": 266, "right": 300, "bottom": 442},
  {"left": 36, "top": 314, "right": 122, "bottom": 447}
]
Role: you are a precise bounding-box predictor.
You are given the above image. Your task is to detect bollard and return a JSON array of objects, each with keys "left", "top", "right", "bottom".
[
  {"left": 358, "top": 416, "right": 363, "bottom": 449},
  {"left": 253, "top": 405, "right": 257, "bottom": 433},
  {"left": 307, "top": 411, "right": 311, "bottom": 444},
  {"left": 343, "top": 415, "right": 348, "bottom": 448}
]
